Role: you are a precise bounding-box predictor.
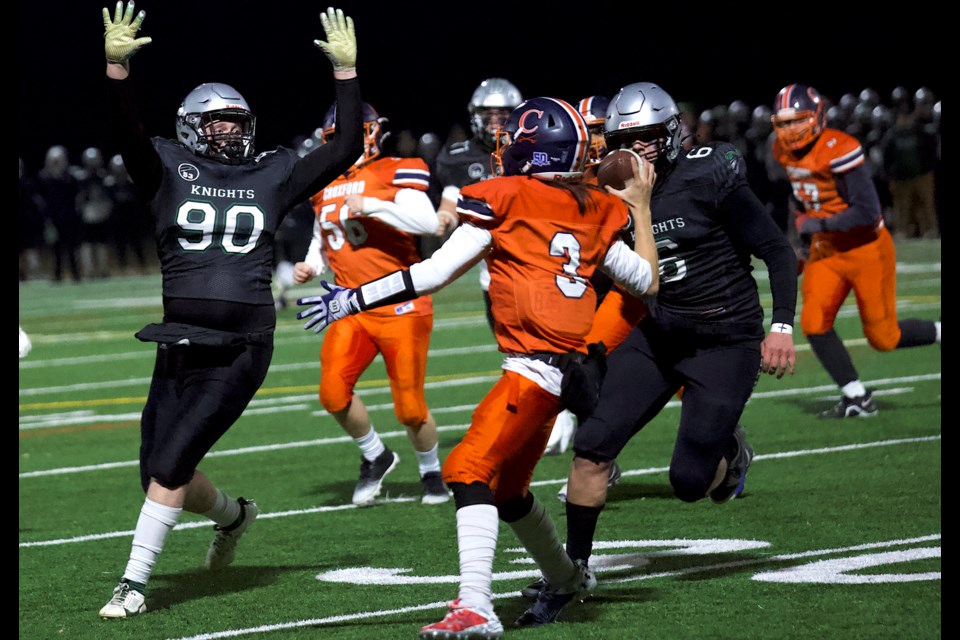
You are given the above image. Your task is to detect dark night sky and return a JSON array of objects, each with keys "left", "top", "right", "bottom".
[{"left": 19, "top": 1, "right": 942, "bottom": 170}]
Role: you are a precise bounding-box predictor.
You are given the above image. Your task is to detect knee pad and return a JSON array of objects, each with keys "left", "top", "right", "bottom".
[
  {"left": 394, "top": 398, "right": 428, "bottom": 430},
  {"left": 449, "top": 481, "right": 495, "bottom": 510},
  {"left": 864, "top": 326, "right": 899, "bottom": 352},
  {"left": 670, "top": 466, "right": 710, "bottom": 503},
  {"left": 319, "top": 381, "right": 352, "bottom": 414},
  {"left": 496, "top": 492, "right": 534, "bottom": 523},
  {"left": 145, "top": 456, "right": 194, "bottom": 491}
]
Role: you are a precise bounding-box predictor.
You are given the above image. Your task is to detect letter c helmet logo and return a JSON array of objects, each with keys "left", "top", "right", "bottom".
[{"left": 517, "top": 109, "right": 544, "bottom": 134}]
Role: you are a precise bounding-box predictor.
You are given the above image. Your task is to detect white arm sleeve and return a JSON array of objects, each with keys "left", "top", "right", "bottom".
[
  {"left": 362, "top": 189, "right": 440, "bottom": 235},
  {"left": 302, "top": 217, "right": 328, "bottom": 275},
  {"left": 599, "top": 239, "right": 654, "bottom": 297},
  {"left": 408, "top": 223, "right": 491, "bottom": 294}
]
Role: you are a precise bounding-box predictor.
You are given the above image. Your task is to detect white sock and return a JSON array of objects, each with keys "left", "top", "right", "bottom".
[
  {"left": 456, "top": 504, "right": 498, "bottom": 610},
  {"left": 508, "top": 498, "right": 576, "bottom": 590},
  {"left": 355, "top": 426, "right": 385, "bottom": 462},
  {"left": 122, "top": 498, "right": 182, "bottom": 587},
  {"left": 842, "top": 380, "right": 867, "bottom": 399},
  {"left": 415, "top": 444, "right": 442, "bottom": 476},
  {"left": 202, "top": 489, "right": 241, "bottom": 528},
  {"left": 935, "top": 321, "right": 941, "bottom": 344}
]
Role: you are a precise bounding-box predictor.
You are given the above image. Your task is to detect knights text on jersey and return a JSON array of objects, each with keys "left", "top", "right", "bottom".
[
  {"left": 435, "top": 139, "right": 496, "bottom": 188},
  {"left": 648, "top": 142, "right": 764, "bottom": 329},
  {"left": 310, "top": 156, "right": 433, "bottom": 317},
  {"left": 458, "top": 176, "right": 627, "bottom": 354},
  {"left": 151, "top": 138, "right": 298, "bottom": 306},
  {"left": 771, "top": 127, "right": 864, "bottom": 217}
]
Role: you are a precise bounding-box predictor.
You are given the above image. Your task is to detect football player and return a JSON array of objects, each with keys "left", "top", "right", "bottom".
[
  {"left": 297, "top": 96, "right": 659, "bottom": 637},
  {"left": 771, "top": 83, "right": 940, "bottom": 418},
  {"left": 293, "top": 102, "right": 449, "bottom": 506},
  {"left": 541, "top": 82, "right": 799, "bottom": 624},
  {"left": 432, "top": 77, "right": 524, "bottom": 331},
  {"left": 97, "top": 2, "right": 362, "bottom": 619}
]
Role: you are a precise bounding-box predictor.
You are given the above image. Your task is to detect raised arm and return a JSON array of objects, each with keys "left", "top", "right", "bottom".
[
  {"left": 102, "top": 1, "right": 161, "bottom": 199},
  {"left": 286, "top": 8, "right": 364, "bottom": 206}
]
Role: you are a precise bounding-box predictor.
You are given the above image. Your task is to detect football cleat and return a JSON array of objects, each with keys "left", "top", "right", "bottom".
[
  {"left": 205, "top": 497, "right": 259, "bottom": 570},
  {"left": 419, "top": 599, "right": 504, "bottom": 639},
  {"left": 819, "top": 391, "right": 878, "bottom": 419},
  {"left": 98, "top": 580, "right": 146, "bottom": 619},
  {"left": 515, "top": 560, "right": 596, "bottom": 627},
  {"left": 352, "top": 448, "right": 400, "bottom": 506},
  {"left": 421, "top": 471, "right": 451, "bottom": 505},
  {"left": 709, "top": 425, "right": 754, "bottom": 504}
]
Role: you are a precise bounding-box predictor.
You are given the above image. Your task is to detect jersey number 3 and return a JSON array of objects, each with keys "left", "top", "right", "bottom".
[{"left": 550, "top": 232, "right": 587, "bottom": 298}]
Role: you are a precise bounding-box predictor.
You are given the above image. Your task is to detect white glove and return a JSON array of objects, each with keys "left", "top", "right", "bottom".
[
  {"left": 296, "top": 281, "right": 360, "bottom": 333},
  {"left": 314, "top": 7, "right": 356, "bottom": 72},
  {"left": 19, "top": 326, "right": 32, "bottom": 359}
]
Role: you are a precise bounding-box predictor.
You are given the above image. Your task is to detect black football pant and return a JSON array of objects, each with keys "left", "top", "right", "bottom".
[
  {"left": 138, "top": 337, "right": 273, "bottom": 492},
  {"left": 573, "top": 322, "right": 760, "bottom": 502}
]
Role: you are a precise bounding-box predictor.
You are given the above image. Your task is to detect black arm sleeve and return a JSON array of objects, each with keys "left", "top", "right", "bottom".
[
  {"left": 285, "top": 77, "right": 364, "bottom": 207},
  {"left": 825, "top": 164, "right": 882, "bottom": 232},
  {"left": 721, "top": 184, "right": 797, "bottom": 327},
  {"left": 107, "top": 78, "right": 162, "bottom": 201}
]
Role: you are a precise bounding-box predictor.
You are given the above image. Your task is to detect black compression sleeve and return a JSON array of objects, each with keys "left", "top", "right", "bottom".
[
  {"left": 286, "top": 78, "right": 364, "bottom": 208},
  {"left": 107, "top": 78, "right": 162, "bottom": 200},
  {"left": 721, "top": 185, "right": 797, "bottom": 327}
]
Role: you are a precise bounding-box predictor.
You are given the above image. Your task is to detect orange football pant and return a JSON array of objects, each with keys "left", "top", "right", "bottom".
[{"left": 319, "top": 312, "right": 432, "bottom": 427}]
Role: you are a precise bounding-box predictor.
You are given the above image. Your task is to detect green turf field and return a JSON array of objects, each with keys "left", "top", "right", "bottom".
[{"left": 19, "top": 239, "right": 940, "bottom": 640}]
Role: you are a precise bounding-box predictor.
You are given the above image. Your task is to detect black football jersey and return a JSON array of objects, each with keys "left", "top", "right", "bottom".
[
  {"left": 435, "top": 138, "right": 496, "bottom": 188},
  {"left": 150, "top": 139, "right": 299, "bottom": 305},
  {"left": 647, "top": 142, "right": 764, "bottom": 330}
]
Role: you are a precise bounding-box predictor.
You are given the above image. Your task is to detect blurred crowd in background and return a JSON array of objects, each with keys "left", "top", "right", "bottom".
[{"left": 19, "top": 84, "right": 940, "bottom": 284}]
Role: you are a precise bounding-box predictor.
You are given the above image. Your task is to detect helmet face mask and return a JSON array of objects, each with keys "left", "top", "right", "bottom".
[
  {"left": 176, "top": 83, "right": 256, "bottom": 164},
  {"left": 771, "top": 83, "right": 825, "bottom": 151},
  {"left": 468, "top": 78, "right": 523, "bottom": 148},
  {"left": 492, "top": 97, "right": 590, "bottom": 179},
  {"left": 604, "top": 82, "right": 682, "bottom": 172}
]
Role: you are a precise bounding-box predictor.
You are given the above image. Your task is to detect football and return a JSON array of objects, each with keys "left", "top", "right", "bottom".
[{"left": 596, "top": 149, "right": 642, "bottom": 190}]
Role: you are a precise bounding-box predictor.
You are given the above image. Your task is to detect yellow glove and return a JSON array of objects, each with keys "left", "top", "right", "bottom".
[
  {"left": 314, "top": 7, "right": 356, "bottom": 72},
  {"left": 102, "top": 0, "right": 152, "bottom": 65}
]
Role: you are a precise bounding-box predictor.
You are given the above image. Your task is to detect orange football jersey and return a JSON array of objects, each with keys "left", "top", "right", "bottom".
[
  {"left": 773, "top": 127, "right": 881, "bottom": 257},
  {"left": 459, "top": 176, "right": 629, "bottom": 355},
  {"left": 311, "top": 157, "right": 433, "bottom": 317}
]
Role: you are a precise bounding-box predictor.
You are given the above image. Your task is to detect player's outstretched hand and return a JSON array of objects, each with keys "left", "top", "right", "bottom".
[
  {"left": 103, "top": 1, "right": 152, "bottom": 64},
  {"left": 297, "top": 281, "right": 360, "bottom": 333},
  {"left": 314, "top": 7, "right": 356, "bottom": 72}
]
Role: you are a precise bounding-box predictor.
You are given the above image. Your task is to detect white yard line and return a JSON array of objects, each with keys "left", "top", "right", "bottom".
[{"left": 19, "top": 434, "right": 940, "bottom": 547}]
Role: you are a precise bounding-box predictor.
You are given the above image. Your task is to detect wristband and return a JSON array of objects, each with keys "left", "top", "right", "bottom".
[{"left": 770, "top": 323, "right": 793, "bottom": 335}]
